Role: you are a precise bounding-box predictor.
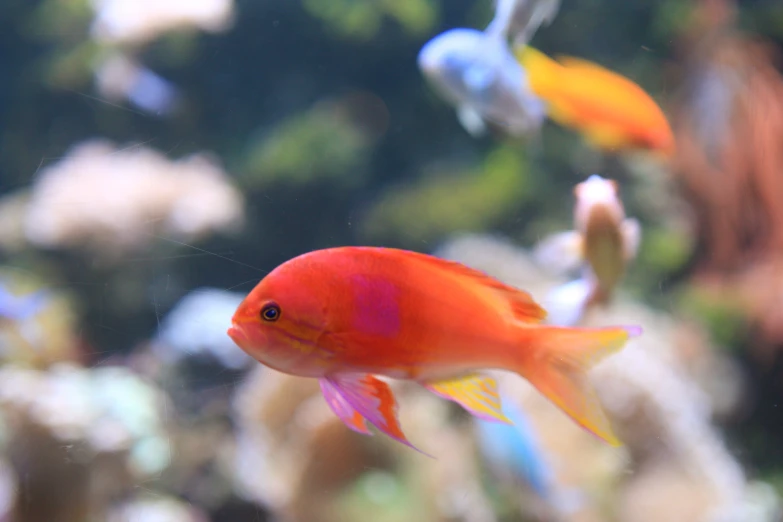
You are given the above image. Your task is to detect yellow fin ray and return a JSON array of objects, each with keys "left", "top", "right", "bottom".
[
  {"left": 512, "top": 325, "right": 641, "bottom": 445},
  {"left": 424, "top": 373, "right": 512, "bottom": 424}
]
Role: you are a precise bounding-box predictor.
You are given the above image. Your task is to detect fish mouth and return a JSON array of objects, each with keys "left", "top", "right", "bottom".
[{"left": 227, "top": 324, "right": 247, "bottom": 346}]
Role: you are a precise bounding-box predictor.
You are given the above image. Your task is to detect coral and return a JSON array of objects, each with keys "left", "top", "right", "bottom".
[
  {"left": 90, "top": 0, "right": 236, "bottom": 45},
  {"left": 0, "top": 363, "right": 174, "bottom": 520},
  {"left": 107, "top": 496, "right": 209, "bottom": 522},
  {"left": 22, "top": 139, "right": 244, "bottom": 256},
  {"left": 665, "top": 0, "right": 783, "bottom": 372},
  {"left": 231, "top": 366, "right": 499, "bottom": 522},
  {"left": 0, "top": 272, "right": 80, "bottom": 368}
]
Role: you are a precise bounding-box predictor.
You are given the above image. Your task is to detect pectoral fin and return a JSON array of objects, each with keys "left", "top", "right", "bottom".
[
  {"left": 424, "top": 373, "right": 512, "bottom": 424},
  {"left": 621, "top": 218, "right": 641, "bottom": 260},
  {"left": 320, "top": 374, "right": 429, "bottom": 455},
  {"left": 457, "top": 104, "right": 488, "bottom": 137},
  {"left": 533, "top": 230, "right": 584, "bottom": 275},
  {"left": 320, "top": 378, "right": 371, "bottom": 435}
]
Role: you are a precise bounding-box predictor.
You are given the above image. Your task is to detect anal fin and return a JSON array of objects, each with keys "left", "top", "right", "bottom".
[{"left": 424, "top": 373, "right": 512, "bottom": 424}]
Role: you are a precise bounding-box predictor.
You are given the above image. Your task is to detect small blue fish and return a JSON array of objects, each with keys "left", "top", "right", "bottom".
[
  {"left": 476, "top": 400, "right": 585, "bottom": 514},
  {"left": 476, "top": 400, "right": 552, "bottom": 496},
  {"left": 418, "top": 28, "right": 545, "bottom": 138}
]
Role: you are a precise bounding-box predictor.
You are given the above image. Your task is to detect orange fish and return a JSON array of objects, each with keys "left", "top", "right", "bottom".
[
  {"left": 228, "top": 247, "right": 640, "bottom": 453},
  {"left": 516, "top": 45, "right": 675, "bottom": 156},
  {"left": 574, "top": 175, "right": 641, "bottom": 304}
]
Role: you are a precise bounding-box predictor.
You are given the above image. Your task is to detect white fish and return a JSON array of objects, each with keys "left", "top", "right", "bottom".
[{"left": 418, "top": 28, "right": 545, "bottom": 138}]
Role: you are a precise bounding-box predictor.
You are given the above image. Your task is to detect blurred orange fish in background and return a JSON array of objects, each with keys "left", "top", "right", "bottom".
[
  {"left": 574, "top": 175, "right": 641, "bottom": 305},
  {"left": 228, "top": 247, "right": 641, "bottom": 454},
  {"left": 516, "top": 45, "right": 676, "bottom": 157}
]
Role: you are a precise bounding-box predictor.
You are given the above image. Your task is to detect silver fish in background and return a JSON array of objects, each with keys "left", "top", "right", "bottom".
[
  {"left": 486, "top": 0, "right": 561, "bottom": 46},
  {"left": 417, "top": 28, "right": 545, "bottom": 137}
]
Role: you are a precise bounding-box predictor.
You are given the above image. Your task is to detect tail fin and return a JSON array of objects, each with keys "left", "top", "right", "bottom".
[{"left": 511, "top": 324, "right": 641, "bottom": 446}]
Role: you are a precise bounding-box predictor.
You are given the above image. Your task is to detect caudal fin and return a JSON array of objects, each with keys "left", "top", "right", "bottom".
[{"left": 512, "top": 324, "right": 641, "bottom": 446}]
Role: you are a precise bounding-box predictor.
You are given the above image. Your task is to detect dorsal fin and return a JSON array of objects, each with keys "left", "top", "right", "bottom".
[
  {"left": 395, "top": 249, "right": 548, "bottom": 323},
  {"left": 555, "top": 55, "right": 629, "bottom": 82},
  {"left": 555, "top": 55, "right": 656, "bottom": 106}
]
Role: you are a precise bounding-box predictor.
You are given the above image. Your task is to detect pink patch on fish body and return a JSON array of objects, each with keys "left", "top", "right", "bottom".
[{"left": 349, "top": 274, "right": 401, "bottom": 338}]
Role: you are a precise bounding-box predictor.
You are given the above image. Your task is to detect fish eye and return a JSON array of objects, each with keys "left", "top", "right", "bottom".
[{"left": 260, "top": 303, "right": 281, "bottom": 322}]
